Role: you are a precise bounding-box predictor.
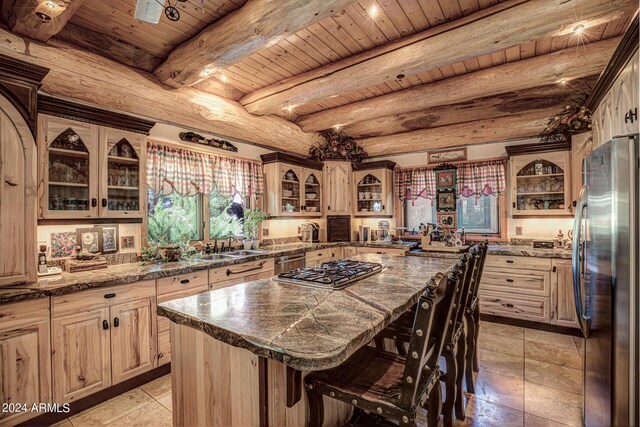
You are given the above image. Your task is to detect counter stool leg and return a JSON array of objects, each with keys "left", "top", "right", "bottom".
[
  {"left": 454, "top": 335, "right": 467, "bottom": 420},
  {"left": 426, "top": 382, "right": 442, "bottom": 427},
  {"left": 464, "top": 314, "right": 476, "bottom": 393},
  {"left": 306, "top": 385, "right": 325, "bottom": 427},
  {"left": 441, "top": 350, "right": 456, "bottom": 427},
  {"left": 472, "top": 310, "right": 480, "bottom": 372}
]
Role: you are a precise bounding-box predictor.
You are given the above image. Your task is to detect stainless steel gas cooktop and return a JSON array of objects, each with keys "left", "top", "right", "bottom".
[{"left": 276, "top": 259, "right": 383, "bottom": 290}]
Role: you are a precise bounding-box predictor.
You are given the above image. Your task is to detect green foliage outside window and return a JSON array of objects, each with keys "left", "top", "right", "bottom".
[
  {"left": 148, "top": 191, "right": 199, "bottom": 244},
  {"left": 209, "top": 193, "right": 244, "bottom": 239}
]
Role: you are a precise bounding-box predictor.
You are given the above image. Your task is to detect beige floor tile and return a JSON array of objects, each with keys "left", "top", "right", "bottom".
[
  {"left": 140, "top": 374, "right": 172, "bottom": 400},
  {"left": 524, "top": 382, "right": 583, "bottom": 427},
  {"left": 525, "top": 359, "right": 583, "bottom": 395},
  {"left": 69, "top": 388, "right": 154, "bottom": 426},
  {"left": 479, "top": 348, "right": 524, "bottom": 379},
  {"left": 524, "top": 340, "right": 582, "bottom": 369},
  {"left": 474, "top": 370, "right": 524, "bottom": 411},
  {"left": 453, "top": 396, "right": 524, "bottom": 426},
  {"left": 524, "top": 329, "right": 577, "bottom": 349},
  {"left": 524, "top": 413, "right": 572, "bottom": 426},
  {"left": 156, "top": 392, "right": 172, "bottom": 412},
  {"left": 52, "top": 419, "right": 73, "bottom": 427},
  {"left": 103, "top": 401, "right": 172, "bottom": 427},
  {"left": 479, "top": 331, "right": 524, "bottom": 357},
  {"left": 480, "top": 322, "right": 525, "bottom": 339}
]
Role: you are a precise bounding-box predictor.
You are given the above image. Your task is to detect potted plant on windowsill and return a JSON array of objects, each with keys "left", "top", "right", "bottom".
[{"left": 243, "top": 208, "right": 269, "bottom": 249}]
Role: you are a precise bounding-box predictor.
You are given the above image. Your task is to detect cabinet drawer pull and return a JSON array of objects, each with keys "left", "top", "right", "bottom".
[
  {"left": 376, "top": 251, "right": 383, "bottom": 254},
  {"left": 113, "top": 317, "right": 120, "bottom": 328},
  {"left": 506, "top": 260, "right": 514, "bottom": 264},
  {"left": 78, "top": 375, "right": 86, "bottom": 382},
  {"left": 92, "top": 198, "right": 97, "bottom": 207},
  {"left": 503, "top": 303, "right": 515, "bottom": 308},
  {"left": 180, "top": 279, "right": 190, "bottom": 284},
  {"left": 552, "top": 266, "right": 557, "bottom": 273},
  {"left": 226, "top": 261, "right": 266, "bottom": 276},
  {"left": 506, "top": 279, "right": 514, "bottom": 283},
  {"left": 102, "top": 198, "right": 107, "bottom": 208},
  {"left": 102, "top": 320, "right": 109, "bottom": 330},
  {"left": 158, "top": 352, "right": 164, "bottom": 359},
  {"left": 4, "top": 180, "right": 17, "bottom": 186},
  {"left": 104, "top": 293, "right": 116, "bottom": 299}
]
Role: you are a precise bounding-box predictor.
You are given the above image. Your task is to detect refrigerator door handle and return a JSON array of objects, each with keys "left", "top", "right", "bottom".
[{"left": 572, "top": 185, "right": 590, "bottom": 337}]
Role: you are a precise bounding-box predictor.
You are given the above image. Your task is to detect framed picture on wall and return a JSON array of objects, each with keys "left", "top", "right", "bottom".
[
  {"left": 77, "top": 228, "right": 100, "bottom": 253},
  {"left": 437, "top": 212, "right": 457, "bottom": 229},
  {"left": 436, "top": 190, "right": 456, "bottom": 212},
  {"left": 99, "top": 226, "right": 119, "bottom": 254},
  {"left": 428, "top": 148, "right": 467, "bottom": 164},
  {"left": 435, "top": 169, "right": 456, "bottom": 190}
]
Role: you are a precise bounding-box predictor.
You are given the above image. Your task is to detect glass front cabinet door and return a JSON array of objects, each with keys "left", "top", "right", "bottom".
[
  {"left": 99, "top": 128, "right": 145, "bottom": 218},
  {"left": 279, "top": 165, "right": 303, "bottom": 216},
  {"left": 510, "top": 151, "right": 572, "bottom": 216},
  {"left": 38, "top": 116, "right": 100, "bottom": 219},
  {"left": 301, "top": 170, "right": 322, "bottom": 216},
  {"left": 353, "top": 165, "right": 394, "bottom": 217}
]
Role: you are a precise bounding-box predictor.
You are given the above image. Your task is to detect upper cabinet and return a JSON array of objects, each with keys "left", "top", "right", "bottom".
[
  {"left": 324, "top": 160, "right": 352, "bottom": 215},
  {"left": 353, "top": 161, "right": 395, "bottom": 217},
  {"left": 38, "top": 115, "right": 147, "bottom": 220},
  {"left": 261, "top": 153, "right": 323, "bottom": 218},
  {"left": 507, "top": 144, "right": 572, "bottom": 217}
]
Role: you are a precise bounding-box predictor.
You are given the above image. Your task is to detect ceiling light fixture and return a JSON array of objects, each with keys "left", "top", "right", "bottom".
[
  {"left": 368, "top": 5, "right": 379, "bottom": 19},
  {"left": 285, "top": 105, "right": 294, "bottom": 113},
  {"left": 559, "top": 78, "right": 567, "bottom": 85},
  {"left": 45, "top": 1, "right": 56, "bottom": 9},
  {"left": 573, "top": 24, "right": 585, "bottom": 34},
  {"left": 219, "top": 74, "right": 228, "bottom": 83},
  {"left": 202, "top": 68, "right": 212, "bottom": 76},
  {"left": 334, "top": 124, "right": 342, "bottom": 130}
]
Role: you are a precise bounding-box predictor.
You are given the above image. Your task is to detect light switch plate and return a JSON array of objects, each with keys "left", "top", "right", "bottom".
[
  {"left": 515, "top": 226, "right": 523, "bottom": 236},
  {"left": 262, "top": 228, "right": 269, "bottom": 237}
]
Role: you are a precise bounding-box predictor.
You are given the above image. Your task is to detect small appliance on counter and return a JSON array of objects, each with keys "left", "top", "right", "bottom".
[
  {"left": 374, "top": 220, "right": 391, "bottom": 242},
  {"left": 37, "top": 244, "right": 62, "bottom": 277},
  {"left": 358, "top": 225, "right": 370, "bottom": 242},
  {"left": 298, "top": 222, "right": 320, "bottom": 243}
]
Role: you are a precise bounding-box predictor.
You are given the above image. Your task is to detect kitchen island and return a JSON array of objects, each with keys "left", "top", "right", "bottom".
[{"left": 158, "top": 254, "right": 456, "bottom": 427}]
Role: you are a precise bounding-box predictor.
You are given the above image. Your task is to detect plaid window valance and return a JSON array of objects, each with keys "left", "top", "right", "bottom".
[
  {"left": 146, "top": 143, "right": 263, "bottom": 198},
  {"left": 395, "top": 160, "right": 506, "bottom": 203}
]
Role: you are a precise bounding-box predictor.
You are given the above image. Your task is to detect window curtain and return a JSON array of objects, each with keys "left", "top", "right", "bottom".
[
  {"left": 146, "top": 143, "right": 263, "bottom": 198},
  {"left": 395, "top": 160, "right": 507, "bottom": 203}
]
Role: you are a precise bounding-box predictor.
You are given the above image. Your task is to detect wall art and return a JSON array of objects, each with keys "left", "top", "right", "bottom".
[
  {"left": 428, "top": 148, "right": 466, "bottom": 164},
  {"left": 77, "top": 228, "right": 100, "bottom": 253},
  {"left": 50, "top": 231, "right": 77, "bottom": 258},
  {"left": 437, "top": 212, "right": 457, "bottom": 229},
  {"left": 436, "top": 190, "right": 456, "bottom": 212}
]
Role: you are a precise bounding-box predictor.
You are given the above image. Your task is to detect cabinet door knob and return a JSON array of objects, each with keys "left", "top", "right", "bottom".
[
  {"left": 113, "top": 317, "right": 119, "bottom": 327},
  {"left": 92, "top": 198, "right": 97, "bottom": 207},
  {"left": 102, "top": 198, "right": 107, "bottom": 208},
  {"left": 102, "top": 320, "right": 109, "bottom": 330},
  {"left": 78, "top": 375, "right": 86, "bottom": 382},
  {"left": 552, "top": 266, "right": 557, "bottom": 273}
]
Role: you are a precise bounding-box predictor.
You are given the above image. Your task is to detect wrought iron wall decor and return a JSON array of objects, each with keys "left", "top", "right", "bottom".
[{"left": 179, "top": 131, "right": 238, "bottom": 152}]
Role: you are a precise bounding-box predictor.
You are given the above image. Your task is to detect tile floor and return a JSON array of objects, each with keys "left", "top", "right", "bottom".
[{"left": 52, "top": 321, "right": 584, "bottom": 427}]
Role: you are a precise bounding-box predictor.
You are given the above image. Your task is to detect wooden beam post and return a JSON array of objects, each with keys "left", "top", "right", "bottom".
[
  {"left": 296, "top": 37, "right": 620, "bottom": 132},
  {"left": 5, "top": 0, "right": 86, "bottom": 42},
  {"left": 358, "top": 109, "right": 561, "bottom": 157},
  {"left": 241, "top": 0, "right": 635, "bottom": 115},
  {"left": 154, "top": 0, "right": 358, "bottom": 88}
]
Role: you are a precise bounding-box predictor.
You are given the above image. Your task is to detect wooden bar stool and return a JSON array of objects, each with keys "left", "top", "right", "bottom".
[
  {"left": 464, "top": 242, "right": 488, "bottom": 393},
  {"left": 304, "top": 268, "right": 462, "bottom": 427}
]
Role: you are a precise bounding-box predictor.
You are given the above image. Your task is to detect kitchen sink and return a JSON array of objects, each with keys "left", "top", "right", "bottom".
[
  {"left": 201, "top": 253, "right": 243, "bottom": 260},
  {"left": 227, "top": 250, "right": 265, "bottom": 256}
]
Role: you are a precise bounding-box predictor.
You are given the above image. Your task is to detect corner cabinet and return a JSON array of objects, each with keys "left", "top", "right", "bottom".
[
  {"left": 353, "top": 161, "right": 395, "bottom": 217},
  {"left": 37, "top": 115, "right": 146, "bottom": 220},
  {"left": 261, "top": 153, "right": 323, "bottom": 218},
  {"left": 324, "top": 160, "right": 352, "bottom": 215},
  {"left": 507, "top": 143, "right": 572, "bottom": 217}
]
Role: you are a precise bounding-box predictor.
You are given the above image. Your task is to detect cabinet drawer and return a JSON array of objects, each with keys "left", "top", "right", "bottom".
[
  {"left": 484, "top": 255, "right": 551, "bottom": 271},
  {"left": 305, "top": 249, "right": 337, "bottom": 262},
  {"left": 479, "top": 291, "right": 550, "bottom": 323},
  {"left": 157, "top": 284, "right": 208, "bottom": 333},
  {"left": 480, "top": 270, "right": 550, "bottom": 297},
  {"left": 356, "top": 247, "right": 406, "bottom": 256},
  {"left": 52, "top": 280, "right": 156, "bottom": 318},
  {"left": 0, "top": 298, "right": 49, "bottom": 328},
  {"left": 211, "top": 270, "right": 274, "bottom": 291},
  {"left": 157, "top": 330, "right": 171, "bottom": 366},
  {"left": 209, "top": 259, "right": 274, "bottom": 286},
  {"left": 157, "top": 270, "right": 208, "bottom": 296}
]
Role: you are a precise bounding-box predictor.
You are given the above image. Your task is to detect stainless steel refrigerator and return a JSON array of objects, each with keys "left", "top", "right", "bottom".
[{"left": 573, "top": 134, "right": 639, "bottom": 427}]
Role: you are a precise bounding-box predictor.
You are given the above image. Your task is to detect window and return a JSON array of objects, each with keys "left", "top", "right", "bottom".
[
  {"left": 147, "top": 190, "right": 247, "bottom": 243},
  {"left": 404, "top": 195, "right": 500, "bottom": 235}
]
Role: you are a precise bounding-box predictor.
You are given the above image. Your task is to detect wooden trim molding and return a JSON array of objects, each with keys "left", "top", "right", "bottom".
[
  {"left": 38, "top": 218, "right": 144, "bottom": 226},
  {"left": 0, "top": 53, "right": 49, "bottom": 84},
  {"left": 504, "top": 140, "right": 571, "bottom": 156},
  {"left": 260, "top": 152, "right": 323, "bottom": 170},
  {"left": 586, "top": 13, "right": 639, "bottom": 111},
  {"left": 354, "top": 160, "right": 397, "bottom": 171},
  {"left": 38, "top": 95, "right": 156, "bottom": 135},
  {"left": 480, "top": 314, "right": 582, "bottom": 337}
]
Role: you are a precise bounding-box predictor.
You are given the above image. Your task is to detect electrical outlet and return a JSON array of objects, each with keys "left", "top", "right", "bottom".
[
  {"left": 262, "top": 228, "right": 269, "bottom": 237},
  {"left": 515, "top": 226, "right": 523, "bottom": 236}
]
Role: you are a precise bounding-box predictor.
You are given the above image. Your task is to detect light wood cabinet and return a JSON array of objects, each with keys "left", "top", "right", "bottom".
[
  {"left": 51, "top": 280, "right": 156, "bottom": 402},
  {"left": 209, "top": 258, "right": 275, "bottom": 290},
  {"left": 353, "top": 161, "right": 395, "bottom": 217},
  {"left": 552, "top": 259, "right": 579, "bottom": 328},
  {"left": 261, "top": 153, "right": 323, "bottom": 217},
  {"left": 38, "top": 115, "right": 146, "bottom": 219},
  {"left": 0, "top": 299, "right": 51, "bottom": 426},
  {"left": 343, "top": 246, "right": 357, "bottom": 258},
  {"left": 509, "top": 151, "right": 572, "bottom": 216},
  {"left": 0, "top": 94, "right": 37, "bottom": 286},
  {"left": 355, "top": 247, "right": 407, "bottom": 256},
  {"left": 570, "top": 132, "right": 593, "bottom": 211},
  {"left": 305, "top": 248, "right": 341, "bottom": 267},
  {"left": 323, "top": 160, "right": 352, "bottom": 215}
]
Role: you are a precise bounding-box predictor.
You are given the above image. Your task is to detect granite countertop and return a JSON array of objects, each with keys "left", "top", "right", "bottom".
[
  {"left": 158, "top": 253, "right": 456, "bottom": 371},
  {"left": 0, "top": 241, "right": 416, "bottom": 306},
  {"left": 408, "top": 244, "right": 571, "bottom": 259}
]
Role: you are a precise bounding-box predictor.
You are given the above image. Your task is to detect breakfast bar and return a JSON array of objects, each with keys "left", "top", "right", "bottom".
[{"left": 158, "top": 254, "right": 456, "bottom": 427}]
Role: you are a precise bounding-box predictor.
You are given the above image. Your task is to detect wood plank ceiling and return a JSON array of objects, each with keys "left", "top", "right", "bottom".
[{"left": 2, "top": 0, "right": 636, "bottom": 156}]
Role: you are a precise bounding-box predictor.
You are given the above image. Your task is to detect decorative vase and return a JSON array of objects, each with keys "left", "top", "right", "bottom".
[{"left": 243, "top": 239, "right": 253, "bottom": 250}]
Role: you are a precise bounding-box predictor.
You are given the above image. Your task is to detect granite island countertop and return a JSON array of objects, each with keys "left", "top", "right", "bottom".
[
  {"left": 0, "top": 241, "right": 417, "bottom": 306},
  {"left": 158, "top": 253, "right": 456, "bottom": 371},
  {"left": 408, "top": 244, "right": 571, "bottom": 259}
]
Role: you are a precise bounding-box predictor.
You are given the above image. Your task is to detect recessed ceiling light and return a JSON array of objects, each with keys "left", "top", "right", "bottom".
[
  {"left": 333, "top": 124, "right": 342, "bottom": 130},
  {"left": 573, "top": 24, "right": 585, "bottom": 34},
  {"left": 368, "top": 5, "right": 379, "bottom": 19},
  {"left": 559, "top": 78, "right": 568, "bottom": 86},
  {"left": 284, "top": 105, "right": 294, "bottom": 113},
  {"left": 219, "top": 74, "right": 228, "bottom": 83},
  {"left": 202, "top": 69, "right": 212, "bottom": 76},
  {"left": 35, "top": 11, "right": 51, "bottom": 22},
  {"left": 45, "top": 1, "right": 56, "bottom": 9}
]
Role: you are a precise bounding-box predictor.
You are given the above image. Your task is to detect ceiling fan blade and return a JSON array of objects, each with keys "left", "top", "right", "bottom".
[{"left": 134, "top": 0, "right": 165, "bottom": 24}]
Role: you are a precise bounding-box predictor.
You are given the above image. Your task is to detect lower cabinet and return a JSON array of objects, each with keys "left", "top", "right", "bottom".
[
  {"left": 209, "top": 258, "right": 275, "bottom": 290},
  {"left": 0, "top": 299, "right": 51, "bottom": 426},
  {"left": 305, "top": 248, "right": 342, "bottom": 267},
  {"left": 51, "top": 280, "right": 157, "bottom": 403},
  {"left": 479, "top": 255, "right": 578, "bottom": 327},
  {"left": 343, "top": 246, "right": 357, "bottom": 258},
  {"left": 355, "top": 247, "right": 407, "bottom": 256}
]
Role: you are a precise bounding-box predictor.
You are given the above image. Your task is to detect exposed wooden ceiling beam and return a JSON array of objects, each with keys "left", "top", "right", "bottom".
[
  {"left": 297, "top": 37, "right": 619, "bottom": 132},
  {"left": 0, "top": 27, "right": 318, "bottom": 155},
  {"left": 4, "top": 0, "right": 85, "bottom": 42},
  {"left": 360, "top": 109, "right": 558, "bottom": 157},
  {"left": 344, "top": 77, "right": 598, "bottom": 138},
  {"left": 154, "top": 0, "right": 358, "bottom": 88},
  {"left": 241, "top": 0, "right": 634, "bottom": 115}
]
